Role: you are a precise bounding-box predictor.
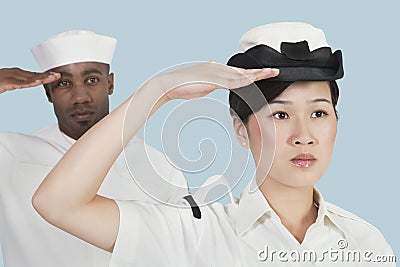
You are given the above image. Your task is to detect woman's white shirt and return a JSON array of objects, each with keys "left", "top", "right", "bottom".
[{"left": 111, "top": 186, "right": 395, "bottom": 267}]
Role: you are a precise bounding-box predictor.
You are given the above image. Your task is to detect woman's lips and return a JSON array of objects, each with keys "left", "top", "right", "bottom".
[{"left": 291, "top": 153, "right": 316, "bottom": 168}]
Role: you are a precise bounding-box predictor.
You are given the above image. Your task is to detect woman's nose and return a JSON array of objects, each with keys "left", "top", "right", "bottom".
[{"left": 288, "top": 120, "right": 317, "bottom": 146}]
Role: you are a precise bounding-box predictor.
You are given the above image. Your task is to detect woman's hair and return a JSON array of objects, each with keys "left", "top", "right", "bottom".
[{"left": 229, "top": 80, "right": 339, "bottom": 124}]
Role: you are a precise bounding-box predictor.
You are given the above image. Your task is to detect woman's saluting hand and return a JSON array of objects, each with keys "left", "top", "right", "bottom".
[{"left": 157, "top": 61, "right": 279, "bottom": 101}]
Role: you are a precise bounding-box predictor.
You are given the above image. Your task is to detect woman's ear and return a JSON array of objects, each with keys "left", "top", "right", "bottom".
[{"left": 233, "top": 116, "right": 249, "bottom": 148}]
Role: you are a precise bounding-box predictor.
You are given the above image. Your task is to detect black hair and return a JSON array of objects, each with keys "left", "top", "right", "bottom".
[{"left": 229, "top": 80, "right": 339, "bottom": 124}]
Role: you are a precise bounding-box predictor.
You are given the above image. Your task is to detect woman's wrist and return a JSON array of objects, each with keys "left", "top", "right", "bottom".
[{"left": 138, "top": 73, "right": 173, "bottom": 106}]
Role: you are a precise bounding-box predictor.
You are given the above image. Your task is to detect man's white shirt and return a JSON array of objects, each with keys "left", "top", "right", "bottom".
[{"left": 0, "top": 125, "right": 188, "bottom": 267}]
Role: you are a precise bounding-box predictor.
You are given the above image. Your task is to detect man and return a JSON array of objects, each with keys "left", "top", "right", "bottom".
[{"left": 0, "top": 30, "right": 187, "bottom": 267}]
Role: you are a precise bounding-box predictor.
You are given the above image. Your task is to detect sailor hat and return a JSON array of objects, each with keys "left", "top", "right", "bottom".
[{"left": 32, "top": 30, "right": 116, "bottom": 71}]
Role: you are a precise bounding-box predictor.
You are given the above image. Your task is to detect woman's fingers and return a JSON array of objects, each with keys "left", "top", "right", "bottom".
[
  {"left": 161, "top": 62, "right": 280, "bottom": 101},
  {"left": 242, "top": 68, "right": 279, "bottom": 82},
  {"left": 216, "top": 64, "right": 279, "bottom": 87},
  {"left": 218, "top": 68, "right": 279, "bottom": 90}
]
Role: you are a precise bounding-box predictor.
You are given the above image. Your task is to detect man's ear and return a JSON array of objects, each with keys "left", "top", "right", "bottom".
[
  {"left": 44, "top": 84, "right": 53, "bottom": 103},
  {"left": 108, "top": 73, "right": 114, "bottom": 95},
  {"left": 233, "top": 116, "right": 249, "bottom": 148}
]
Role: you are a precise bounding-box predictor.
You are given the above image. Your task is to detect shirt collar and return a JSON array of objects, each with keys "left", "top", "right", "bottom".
[
  {"left": 32, "top": 124, "right": 75, "bottom": 149},
  {"left": 313, "top": 187, "right": 328, "bottom": 225},
  {"left": 60, "top": 129, "right": 76, "bottom": 145},
  {"left": 233, "top": 186, "right": 343, "bottom": 236},
  {"left": 313, "top": 188, "right": 347, "bottom": 235},
  {"left": 233, "top": 183, "right": 274, "bottom": 236}
]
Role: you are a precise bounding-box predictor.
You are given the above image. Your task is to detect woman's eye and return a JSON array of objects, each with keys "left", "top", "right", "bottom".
[
  {"left": 87, "top": 77, "right": 99, "bottom": 83},
  {"left": 311, "top": 110, "right": 327, "bottom": 118},
  {"left": 272, "top": 112, "right": 289, "bottom": 120}
]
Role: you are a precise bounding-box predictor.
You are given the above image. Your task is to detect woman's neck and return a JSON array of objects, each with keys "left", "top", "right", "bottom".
[{"left": 259, "top": 177, "right": 318, "bottom": 244}]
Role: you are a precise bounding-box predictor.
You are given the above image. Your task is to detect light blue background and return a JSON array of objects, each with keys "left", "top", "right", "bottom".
[{"left": 1, "top": 0, "right": 399, "bottom": 265}]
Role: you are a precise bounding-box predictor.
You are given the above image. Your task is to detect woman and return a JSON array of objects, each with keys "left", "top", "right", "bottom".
[{"left": 33, "top": 23, "right": 394, "bottom": 266}]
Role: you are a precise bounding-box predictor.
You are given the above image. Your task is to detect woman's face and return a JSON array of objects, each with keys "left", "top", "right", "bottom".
[{"left": 242, "top": 81, "right": 337, "bottom": 188}]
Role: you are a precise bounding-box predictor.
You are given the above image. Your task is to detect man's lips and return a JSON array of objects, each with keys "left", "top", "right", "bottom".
[
  {"left": 290, "top": 153, "right": 316, "bottom": 168},
  {"left": 70, "top": 110, "right": 95, "bottom": 122}
]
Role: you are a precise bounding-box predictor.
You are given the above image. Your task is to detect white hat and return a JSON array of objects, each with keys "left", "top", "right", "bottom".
[
  {"left": 31, "top": 30, "right": 117, "bottom": 71},
  {"left": 228, "top": 22, "right": 343, "bottom": 82},
  {"left": 239, "top": 22, "right": 329, "bottom": 52}
]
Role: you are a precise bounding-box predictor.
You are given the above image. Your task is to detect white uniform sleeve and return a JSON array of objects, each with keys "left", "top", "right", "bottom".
[
  {"left": 163, "top": 155, "right": 189, "bottom": 202},
  {"left": 110, "top": 199, "right": 202, "bottom": 267},
  {"left": 0, "top": 133, "right": 17, "bottom": 184},
  {"left": 115, "top": 137, "right": 188, "bottom": 203}
]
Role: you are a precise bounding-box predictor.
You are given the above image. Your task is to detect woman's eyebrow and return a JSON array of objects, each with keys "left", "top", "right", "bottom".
[
  {"left": 269, "top": 98, "right": 332, "bottom": 105},
  {"left": 308, "top": 98, "right": 332, "bottom": 104},
  {"left": 269, "top": 99, "right": 291, "bottom": 105}
]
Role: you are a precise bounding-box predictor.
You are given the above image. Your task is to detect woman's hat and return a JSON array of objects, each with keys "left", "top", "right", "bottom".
[{"left": 228, "top": 22, "right": 344, "bottom": 81}]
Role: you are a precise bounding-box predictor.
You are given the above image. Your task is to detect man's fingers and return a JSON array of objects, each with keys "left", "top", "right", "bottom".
[
  {"left": 0, "top": 68, "right": 62, "bottom": 93},
  {"left": 41, "top": 72, "right": 61, "bottom": 84},
  {"left": 17, "top": 82, "right": 42, "bottom": 89},
  {"left": 13, "top": 69, "right": 60, "bottom": 83},
  {"left": 22, "top": 72, "right": 61, "bottom": 86},
  {"left": 4, "top": 73, "right": 59, "bottom": 90}
]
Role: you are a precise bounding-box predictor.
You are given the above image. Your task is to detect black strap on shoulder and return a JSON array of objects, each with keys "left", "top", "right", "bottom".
[{"left": 183, "top": 195, "right": 201, "bottom": 219}]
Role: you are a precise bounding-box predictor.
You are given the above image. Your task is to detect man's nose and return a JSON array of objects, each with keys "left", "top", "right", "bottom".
[{"left": 71, "top": 85, "right": 91, "bottom": 104}]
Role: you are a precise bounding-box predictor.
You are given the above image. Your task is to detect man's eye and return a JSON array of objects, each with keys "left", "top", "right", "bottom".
[
  {"left": 311, "top": 110, "right": 328, "bottom": 118},
  {"left": 272, "top": 112, "right": 289, "bottom": 120},
  {"left": 87, "top": 77, "right": 99, "bottom": 83},
  {"left": 57, "top": 81, "right": 70, "bottom": 87}
]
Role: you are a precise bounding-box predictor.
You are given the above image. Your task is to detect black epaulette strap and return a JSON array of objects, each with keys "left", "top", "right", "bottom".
[{"left": 183, "top": 195, "right": 201, "bottom": 219}]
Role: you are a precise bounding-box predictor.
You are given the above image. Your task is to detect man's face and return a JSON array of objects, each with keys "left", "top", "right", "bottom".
[{"left": 44, "top": 62, "right": 114, "bottom": 140}]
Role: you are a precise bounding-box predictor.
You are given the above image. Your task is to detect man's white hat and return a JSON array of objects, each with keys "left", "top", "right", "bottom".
[
  {"left": 31, "top": 30, "right": 117, "bottom": 71},
  {"left": 239, "top": 22, "right": 329, "bottom": 52}
]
